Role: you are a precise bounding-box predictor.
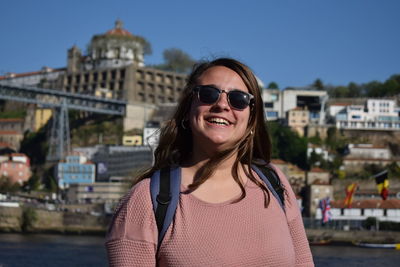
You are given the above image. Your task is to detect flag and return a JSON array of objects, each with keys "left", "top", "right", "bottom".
[
  {"left": 319, "top": 197, "right": 332, "bottom": 224},
  {"left": 344, "top": 183, "right": 357, "bottom": 208},
  {"left": 374, "top": 170, "right": 389, "bottom": 200}
]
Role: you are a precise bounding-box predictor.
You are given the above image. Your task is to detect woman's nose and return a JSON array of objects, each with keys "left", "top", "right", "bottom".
[{"left": 213, "top": 91, "right": 230, "bottom": 110}]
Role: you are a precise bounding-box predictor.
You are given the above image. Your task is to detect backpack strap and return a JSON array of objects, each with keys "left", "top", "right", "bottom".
[
  {"left": 251, "top": 164, "right": 285, "bottom": 211},
  {"left": 150, "top": 166, "right": 181, "bottom": 249}
]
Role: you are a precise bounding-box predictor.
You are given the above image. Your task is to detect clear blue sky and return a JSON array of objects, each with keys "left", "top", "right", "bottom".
[{"left": 1, "top": 0, "right": 399, "bottom": 89}]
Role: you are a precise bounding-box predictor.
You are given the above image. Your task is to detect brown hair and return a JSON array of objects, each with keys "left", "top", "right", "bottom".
[{"left": 136, "top": 58, "right": 274, "bottom": 206}]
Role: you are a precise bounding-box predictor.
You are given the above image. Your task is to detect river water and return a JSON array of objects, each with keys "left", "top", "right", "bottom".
[{"left": 0, "top": 233, "right": 399, "bottom": 266}]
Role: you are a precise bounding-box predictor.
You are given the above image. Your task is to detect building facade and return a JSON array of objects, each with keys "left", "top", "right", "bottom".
[
  {"left": 73, "top": 145, "right": 153, "bottom": 181},
  {"left": 263, "top": 87, "right": 327, "bottom": 121},
  {"left": 66, "top": 182, "right": 128, "bottom": 204},
  {"left": 286, "top": 107, "right": 310, "bottom": 136},
  {"left": 334, "top": 99, "right": 400, "bottom": 131},
  {"left": 57, "top": 155, "right": 96, "bottom": 189},
  {"left": 0, "top": 20, "right": 187, "bottom": 131},
  {"left": 342, "top": 144, "right": 394, "bottom": 171},
  {"left": 0, "top": 153, "right": 31, "bottom": 184}
]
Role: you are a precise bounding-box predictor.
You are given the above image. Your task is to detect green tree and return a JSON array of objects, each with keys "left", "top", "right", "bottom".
[
  {"left": 154, "top": 48, "right": 196, "bottom": 73},
  {"left": 365, "top": 81, "right": 383, "bottom": 97},
  {"left": 21, "top": 206, "right": 37, "bottom": 232},
  {"left": 0, "top": 175, "right": 20, "bottom": 193},
  {"left": 20, "top": 128, "right": 48, "bottom": 166},
  {"left": 348, "top": 82, "right": 361, "bottom": 97},
  {"left": 313, "top": 79, "right": 324, "bottom": 90},
  {"left": 24, "top": 174, "right": 41, "bottom": 192},
  {"left": 267, "top": 82, "right": 279, "bottom": 89},
  {"left": 267, "top": 121, "right": 308, "bottom": 169},
  {"left": 329, "top": 86, "right": 349, "bottom": 98},
  {"left": 389, "top": 74, "right": 400, "bottom": 85},
  {"left": 383, "top": 79, "right": 399, "bottom": 96}
]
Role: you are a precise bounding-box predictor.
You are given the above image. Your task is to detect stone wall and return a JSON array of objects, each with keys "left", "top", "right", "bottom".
[{"left": 0, "top": 206, "right": 109, "bottom": 234}]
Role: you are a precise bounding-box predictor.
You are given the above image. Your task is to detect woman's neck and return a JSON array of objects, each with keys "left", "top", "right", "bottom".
[{"left": 183, "top": 149, "right": 241, "bottom": 182}]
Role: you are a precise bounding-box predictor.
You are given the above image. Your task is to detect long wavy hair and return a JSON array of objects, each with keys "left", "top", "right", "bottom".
[{"left": 136, "top": 58, "right": 276, "bottom": 206}]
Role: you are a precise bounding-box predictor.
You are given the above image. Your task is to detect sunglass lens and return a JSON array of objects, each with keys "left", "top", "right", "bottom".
[
  {"left": 229, "top": 91, "right": 250, "bottom": 110},
  {"left": 198, "top": 86, "right": 219, "bottom": 104}
]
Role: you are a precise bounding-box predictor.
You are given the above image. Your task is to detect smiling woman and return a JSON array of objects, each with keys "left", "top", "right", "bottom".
[{"left": 105, "top": 58, "right": 314, "bottom": 267}]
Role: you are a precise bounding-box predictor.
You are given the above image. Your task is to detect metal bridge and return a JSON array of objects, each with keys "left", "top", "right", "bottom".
[{"left": 0, "top": 82, "right": 126, "bottom": 161}]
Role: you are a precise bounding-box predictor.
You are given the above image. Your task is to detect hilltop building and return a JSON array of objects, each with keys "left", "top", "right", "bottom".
[
  {"left": 263, "top": 87, "right": 327, "bottom": 122},
  {"left": 287, "top": 107, "right": 309, "bottom": 137},
  {"left": 263, "top": 87, "right": 328, "bottom": 138},
  {"left": 329, "top": 98, "right": 400, "bottom": 131},
  {"left": 342, "top": 143, "right": 393, "bottom": 171},
  {"left": 0, "top": 20, "right": 187, "bottom": 131},
  {"left": 0, "top": 118, "right": 27, "bottom": 151}
]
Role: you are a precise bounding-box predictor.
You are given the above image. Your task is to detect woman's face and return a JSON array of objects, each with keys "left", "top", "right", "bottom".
[{"left": 189, "top": 66, "right": 251, "bottom": 154}]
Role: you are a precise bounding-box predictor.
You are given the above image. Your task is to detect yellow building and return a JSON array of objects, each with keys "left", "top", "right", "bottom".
[
  {"left": 35, "top": 108, "right": 52, "bottom": 131},
  {"left": 287, "top": 107, "right": 309, "bottom": 136},
  {"left": 122, "top": 135, "right": 142, "bottom": 146}
]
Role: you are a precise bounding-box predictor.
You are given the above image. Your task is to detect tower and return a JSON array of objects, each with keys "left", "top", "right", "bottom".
[{"left": 67, "top": 45, "right": 82, "bottom": 73}]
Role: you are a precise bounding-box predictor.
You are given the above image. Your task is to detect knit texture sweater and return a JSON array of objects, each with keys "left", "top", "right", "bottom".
[{"left": 106, "top": 166, "right": 314, "bottom": 266}]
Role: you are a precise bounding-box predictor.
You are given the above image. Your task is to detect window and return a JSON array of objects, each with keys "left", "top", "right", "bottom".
[
  {"left": 270, "top": 94, "right": 278, "bottom": 101},
  {"left": 264, "top": 102, "right": 273, "bottom": 108}
]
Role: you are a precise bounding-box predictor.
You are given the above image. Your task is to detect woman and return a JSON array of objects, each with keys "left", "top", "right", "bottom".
[{"left": 106, "top": 58, "right": 314, "bottom": 266}]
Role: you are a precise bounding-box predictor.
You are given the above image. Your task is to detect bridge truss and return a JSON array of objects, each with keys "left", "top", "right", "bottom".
[{"left": 0, "top": 83, "right": 126, "bottom": 161}]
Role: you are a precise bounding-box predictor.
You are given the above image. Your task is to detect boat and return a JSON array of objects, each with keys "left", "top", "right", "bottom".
[
  {"left": 309, "top": 239, "right": 331, "bottom": 246},
  {"left": 353, "top": 242, "right": 400, "bottom": 249}
]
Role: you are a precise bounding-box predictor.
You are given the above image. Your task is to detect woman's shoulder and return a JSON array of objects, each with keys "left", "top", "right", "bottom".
[
  {"left": 106, "top": 178, "right": 157, "bottom": 245},
  {"left": 123, "top": 179, "right": 152, "bottom": 206},
  {"left": 267, "top": 163, "right": 289, "bottom": 183}
]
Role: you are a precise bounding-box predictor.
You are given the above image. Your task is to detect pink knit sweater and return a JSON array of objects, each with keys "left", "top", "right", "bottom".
[{"left": 106, "top": 166, "right": 314, "bottom": 266}]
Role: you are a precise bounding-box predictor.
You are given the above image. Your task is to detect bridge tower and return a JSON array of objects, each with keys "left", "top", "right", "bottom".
[{"left": 47, "top": 99, "right": 71, "bottom": 162}]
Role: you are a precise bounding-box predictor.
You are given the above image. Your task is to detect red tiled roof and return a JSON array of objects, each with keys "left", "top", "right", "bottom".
[
  {"left": 0, "top": 118, "right": 24, "bottom": 122},
  {"left": 291, "top": 165, "right": 304, "bottom": 172},
  {"left": 0, "top": 131, "right": 21, "bottom": 135},
  {"left": 106, "top": 28, "right": 133, "bottom": 36},
  {"left": 330, "top": 103, "right": 350, "bottom": 106},
  {"left": 0, "top": 142, "right": 12, "bottom": 147},
  {"left": 0, "top": 68, "right": 65, "bottom": 80},
  {"left": 343, "top": 158, "right": 393, "bottom": 162},
  {"left": 271, "top": 159, "right": 287, "bottom": 165},
  {"left": 290, "top": 107, "right": 307, "bottom": 111},
  {"left": 105, "top": 20, "right": 133, "bottom": 37},
  {"left": 310, "top": 167, "right": 328, "bottom": 173},
  {"left": 11, "top": 153, "right": 27, "bottom": 157},
  {"left": 352, "top": 145, "right": 388, "bottom": 149},
  {"left": 332, "top": 199, "right": 400, "bottom": 209}
]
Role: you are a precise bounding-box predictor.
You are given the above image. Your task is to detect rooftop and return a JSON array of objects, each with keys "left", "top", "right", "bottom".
[{"left": 332, "top": 199, "right": 400, "bottom": 209}]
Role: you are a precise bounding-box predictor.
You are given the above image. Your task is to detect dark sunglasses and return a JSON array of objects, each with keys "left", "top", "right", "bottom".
[{"left": 193, "top": 85, "right": 254, "bottom": 110}]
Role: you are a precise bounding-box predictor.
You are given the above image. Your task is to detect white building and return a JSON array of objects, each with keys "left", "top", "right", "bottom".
[
  {"left": 143, "top": 121, "right": 160, "bottom": 148},
  {"left": 316, "top": 199, "right": 400, "bottom": 222},
  {"left": 335, "top": 99, "right": 400, "bottom": 130},
  {"left": 262, "top": 87, "right": 327, "bottom": 123},
  {"left": 342, "top": 143, "right": 393, "bottom": 171},
  {"left": 347, "top": 144, "right": 391, "bottom": 160}
]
